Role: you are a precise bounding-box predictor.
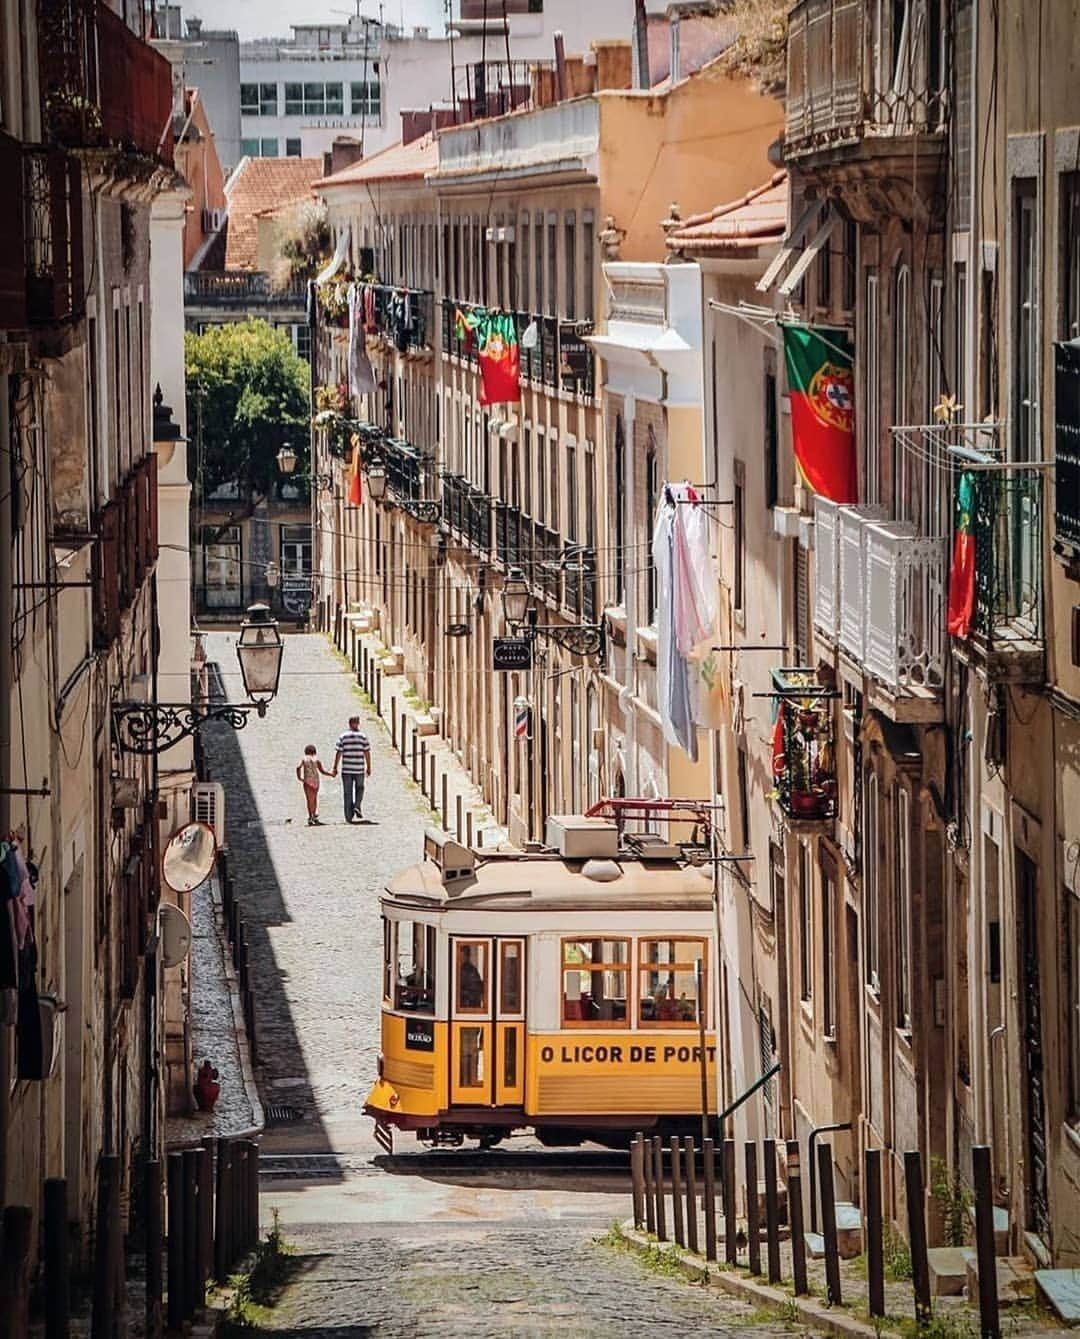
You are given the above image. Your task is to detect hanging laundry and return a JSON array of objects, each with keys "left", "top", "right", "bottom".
[
  {"left": 348, "top": 284, "right": 377, "bottom": 397},
  {"left": 363, "top": 283, "right": 377, "bottom": 335},
  {"left": 669, "top": 484, "right": 726, "bottom": 731},
  {"left": 652, "top": 484, "right": 698, "bottom": 761}
]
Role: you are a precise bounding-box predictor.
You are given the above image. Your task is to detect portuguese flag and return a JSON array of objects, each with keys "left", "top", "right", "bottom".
[
  {"left": 453, "top": 306, "right": 476, "bottom": 353},
  {"left": 782, "top": 324, "right": 858, "bottom": 503},
  {"left": 946, "top": 471, "right": 976, "bottom": 638},
  {"left": 476, "top": 312, "right": 521, "bottom": 406}
]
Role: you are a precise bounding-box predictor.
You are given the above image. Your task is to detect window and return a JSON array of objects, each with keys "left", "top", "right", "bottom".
[
  {"left": 584, "top": 445, "right": 596, "bottom": 550},
  {"left": 639, "top": 940, "right": 707, "bottom": 1026},
  {"left": 519, "top": 212, "right": 531, "bottom": 312},
  {"left": 864, "top": 272, "right": 880, "bottom": 502},
  {"left": 455, "top": 940, "right": 489, "bottom": 1014},
  {"left": 733, "top": 467, "right": 745, "bottom": 617},
  {"left": 536, "top": 432, "right": 546, "bottom": 523},
  {"left": 534, "top": 213, "right": 544, "bottom": 315},
  {"left": 547, "top": 213, "right": 557, "bottom": 315},
  {"left": 1014, "top": 184, "right": 1039, "bottom": 461},
  {"left": 864, "top": 771, "right": 880, "bottom": 992},
  {"left": 737, "top": 743, "right": 750, "bottom": 852},
  {"left": 822, "top": 859, "right": 837, "bottom": 1038},
  {"left": 391, "top": 920, "right": 436, "bottom": 1013},
  {"left": 892, "top": 263, "right": 910, "bottom": 509},
  {"left": 350, "top": 81, "right": 381, "bottom": 116},
  {"left": 499, "top": 941, "right": 523, "bottom": 1013},
  {"left": 241, "top": 83, "right": 277, "bottom": 116},
  {"left": 284, "top": 82, "right": 344, "bottom": 116},
  {"left": 382, "top": 918, "right": 392, "bottom": 1001},
  {"left": 1064, "top": 174, "right": 1080, "bottom": 339},
  {"left": 842, "top": 218, "right": 857, "bottom": 311},
  {"left": 613, "top": 416, "right": 625, "bottom": 603},
  {"left": 562, "top": 939, "right": 629, "bottom": 1026},
  {"left": 564, "top": 211, "right": 576, "bottom": 317},
  {"left": 583, "top": 208, "right": 595, "bottom": 319},
  {"left": 565, "top": 442, "right": 577, "bottom": 543},
  {"left": 241, "top": 137, "right": 278, "bottom": 158},
  {"left": 895, "top": 787, "right": 912, "bottom": 1032},
  {"left": 280, "top": 524, "right": 311, "bottom": 575},
  {"left": 549, "top": 434, "right": 559, "bottom": 534},
  {"left": 764, "top": 357, "right": 779, "bottom": 510},
  {"left": 645, "top": 435, "right": 658, "bottom": 622},
  {"left": 798, "top": 842, "right": 812, "bottom": 1004},
  {"left": 285, "top": 138, "right": 302, "bottom": 157}
]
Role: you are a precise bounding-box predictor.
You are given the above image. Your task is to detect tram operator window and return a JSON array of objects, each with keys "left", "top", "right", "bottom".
[
  {"left": 390, "top": 919, "right": 436, "bottom": 1013},
  {"left": 639, "top": 939, "right": 706, "bottom": 1026},
  {"left": 455, "top": 941, "right": 488, "bottom": 1013},
  {"left": 562, "top": 938, "right": 629, "bottom": 1026}
]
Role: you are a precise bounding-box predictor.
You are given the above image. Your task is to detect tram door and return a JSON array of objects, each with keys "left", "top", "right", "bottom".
[{"left": 450, "top": 937, "right": 526, "bottom": 1107}]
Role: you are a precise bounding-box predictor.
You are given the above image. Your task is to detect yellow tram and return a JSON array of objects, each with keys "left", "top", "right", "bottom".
[{"left": 365, "top": 807, "right": 719, "bottom": 1149}]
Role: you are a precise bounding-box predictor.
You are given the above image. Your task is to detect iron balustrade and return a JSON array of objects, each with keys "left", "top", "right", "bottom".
[
  {"left": 970, "top": 470, "right": 1044, "bottom": 648},
  {"left": 23, "top": 146, "right": 84, "bottom": 325},
  {"left": 183, "top": 272, "right": 308, "bottom": 305},
  {"left": 441, "top": 301, "right": 596, "bottom": 398},
  {"left": 785, "top": 0, "right": 948, "bottom": 156},
  {"left": 451, "top": 58, "right": 553, "bottom": 120}
]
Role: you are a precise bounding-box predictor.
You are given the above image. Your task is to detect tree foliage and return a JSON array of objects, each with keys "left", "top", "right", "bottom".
[{"left": 185, "top": 320, "right": 311, "bottom": 501}]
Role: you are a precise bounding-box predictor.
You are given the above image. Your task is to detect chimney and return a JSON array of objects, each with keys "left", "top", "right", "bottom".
[
  {"left": 633, "top": 0, "right": 650, "bottom": 89},
  {"left": 553, "top": 32, "right": 567, "bottom": 100},
  {"left": 592, "top": 40, "right": 633, "bottom": 91},
  {"left": 670, "top": 14, "right": 681, "bottom": 84}
]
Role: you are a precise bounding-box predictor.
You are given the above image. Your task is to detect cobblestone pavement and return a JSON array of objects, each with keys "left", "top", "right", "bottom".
[
  {"left": 200, "top": 631, "right": 429, "bottom": 1152},
  {"left": 251, "top": 1220, "right": 808, "bottom": 1339}
]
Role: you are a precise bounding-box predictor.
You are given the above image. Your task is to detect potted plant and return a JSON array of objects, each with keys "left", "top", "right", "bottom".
[{"left": 317, "top": 277, "right": 351, "bottom": 328}]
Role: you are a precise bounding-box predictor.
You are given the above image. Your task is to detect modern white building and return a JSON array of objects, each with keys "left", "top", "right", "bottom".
[
  {"left": 153, "top": 8, "right": 244, "bottom": 174},
  {"left": 238, "top": 0, "right": 645, "bottom": 162}
]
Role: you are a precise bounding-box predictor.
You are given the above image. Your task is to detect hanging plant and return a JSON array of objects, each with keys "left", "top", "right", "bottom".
[
  {"left": 317, "top": 278, "right": 351, "bottom": 326},
  {"left": 314, "top": 383, "right": 348, "bottom": 415}
]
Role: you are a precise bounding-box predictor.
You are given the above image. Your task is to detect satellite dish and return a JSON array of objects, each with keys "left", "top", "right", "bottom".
[
  {"left": 159, "top": 903, "right": 193, "bottom": 968},
  {"left": 162, "top": 820, "right": 217, "bottom": 893}
]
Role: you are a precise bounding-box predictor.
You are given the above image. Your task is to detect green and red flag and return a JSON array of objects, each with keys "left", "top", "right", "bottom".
[
  {"left": 453, "top": 306, "right": 477, "bottom": 353},
  {"left": 946, "top": 470, "right": 976, "bottom": 638},
  {"left": 782, "top": 324, "right": 858, "bottom": 503},
  {"left": 476, "top": 311, "right": 521, "bottom": 406}
]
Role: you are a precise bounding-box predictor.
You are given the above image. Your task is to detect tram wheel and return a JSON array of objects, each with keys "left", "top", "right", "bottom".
[{"left": 477, "top": 1132, "right": 504, "bottom": 1150}]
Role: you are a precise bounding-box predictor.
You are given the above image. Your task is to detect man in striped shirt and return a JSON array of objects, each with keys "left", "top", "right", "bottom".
[{"left": 333, "top": 716, "right": 372, "bottom": 823}]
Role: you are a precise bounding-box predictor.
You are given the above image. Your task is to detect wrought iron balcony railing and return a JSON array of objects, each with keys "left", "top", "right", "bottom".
[
  {"left": 969, "top": 469, "right": 1044, "bottom": 651},
  {"left": 38, "top": 0, "right": 174, "bottom": 163},
  {"left": 24, "top": 146, "right": 84, "bottom": 326},
  {"left": 771, "top": 667, "right": 838, "bottom": 823},
  {"left": 93, "top": 453, "right": 159, "bottom": 648},
  {"left": 785, "top": 0, "right": 948, "bottom": 157},
  {"left": 442, "top": 300, "right": 597, "bottom": 399},
  {"left": 183, "top": 271, "right": 308, "bottom": 305}
]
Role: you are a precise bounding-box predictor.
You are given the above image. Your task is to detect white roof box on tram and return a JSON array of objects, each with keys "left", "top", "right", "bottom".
[
  {"left": 423, "top": 827, "right": 476, "bottom": 888},
  {"left": 545, "top": 814, "right": 619, "bottom": 860}
]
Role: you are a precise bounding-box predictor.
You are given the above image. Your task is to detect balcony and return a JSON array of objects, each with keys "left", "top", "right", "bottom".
[
  {"left": 38, "top": 0, "right": 174, "bottom": 164},
  {"left": 443, "top": 301, "right": 596, "bottom": 400},
  {"left": 784, "top": 0, "right": 946, "bottom": 214},
  {"left": 441, "top": 473, "right": 491, "bottom": 552},
  {"left": 771, "top": 667, "right": 837, "bottom": 825},
  {"left": 184, "top": 271, "right": 308, "bottom": 307},
  {"left": 815, "top": 496, "right": 946, "bottom": 719},
  {"left": 382, "top": 438, "right": 423, "bottom": 502},
  {"left": 93, "top": 454, "right": 159, "bottom": 648},
  {"left": 431, "top": 94, "right": 599, "bottom": 187},
  {"left": 24, "top": 147, "right": 84, "bottom": 327}
]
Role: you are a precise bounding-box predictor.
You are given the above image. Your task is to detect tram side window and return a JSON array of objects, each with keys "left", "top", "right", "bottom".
[
  {"left": 562, "top": 938, "right": 629, "bottom": 1026},
  {"left": 455, "top": 940, "right": 489, "bottom": 1014},
  {"left": 394, "top": 920, "right": 436, "bottom": 1014},
  {"left": 639, "top": 939, "right": 706, "bottom": 1026}
]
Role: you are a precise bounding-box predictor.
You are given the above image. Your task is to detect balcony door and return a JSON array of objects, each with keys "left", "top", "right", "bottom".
[{"left": 1011, "top": 186, "right": 1040, "bottom": 635}]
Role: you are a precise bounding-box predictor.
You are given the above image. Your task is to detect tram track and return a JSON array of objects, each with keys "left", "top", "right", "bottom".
[{"left": 258, "top": 1148, "right": 632, "bottom": 1181}]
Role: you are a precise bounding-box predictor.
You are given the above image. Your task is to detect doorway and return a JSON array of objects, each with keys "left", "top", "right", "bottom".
[{"left": 449, "top": 936, "right": 527, "bottom": 1108}]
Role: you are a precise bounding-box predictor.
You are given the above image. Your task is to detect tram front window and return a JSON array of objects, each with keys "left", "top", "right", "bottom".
[
  {"left": 639, "top": 939, "right": 706, "bottom": 1026},
  {"left": 392, "top": 920, "right": 436, "bottom": 1014},
  {"left": 562, "top": 938, "right": 629, "bottom": 1026}
]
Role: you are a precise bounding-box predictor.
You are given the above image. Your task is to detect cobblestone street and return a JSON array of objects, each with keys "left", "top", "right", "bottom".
[{"left": 198, "top": 631, "right": 810, "bottom": 1337}]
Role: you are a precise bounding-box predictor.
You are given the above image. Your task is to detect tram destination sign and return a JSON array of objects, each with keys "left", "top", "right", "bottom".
[
  {"left": 492, "top": 636, "right": 533, "bottom": 671},
  {"left": 404, "top": 1018, "right": 435, "bottom": 1052}
]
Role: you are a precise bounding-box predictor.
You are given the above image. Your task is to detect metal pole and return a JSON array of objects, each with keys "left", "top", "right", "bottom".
[
  {"left": 683, "top": 1137, "right": 699, "bottom": 1255},
  {"left": 92, "top": 1156, "right": 121, "bottom": 1339},
  {"left": 196, "top": 1146, "right": 212, "bottom": 1299},
  {"left": 695, "top": 959, "right": 709, "bottom": 1148},
  {"left": 865, "top": 1147, "right": 885, "bottom": 1318},
  {"left": 745, "top": 1142, "right": 761, "bottom": 1274},
  {"left": 787, "top": 1139, "right": 808, "bottom": 1296},
  {"left": 702, "top": 1138, "right": 717, "bottom": 1262},
  {"left": 183, "top": 1148, "right": 199, "bottom": 1317},
  {"left": 166, "top": 1152, "right": 185, "bottom": 1331},
  {"left": 44, "top": 1178, "right": 70, "bottom": 1339},
  {"left": 722, "top": 1138, "right": 737, "bottom": 1264},
  {"left": 764, "top": 1137, "right": 781, "bottom": 1283},
  {"left": 214, "top": 1140, "right": 231, "bottom": 1281},
  {"left": 972, "top": 1146, "right": 1001, "bottom": 1339},
  {"left": 1, "top": 1204, "right": 33, "bottom": 1339},
  {"left": 817, "top": 1142, "right": 842, "bottom": 1306},
  {"left": 669, "top": 1136, "right": 685, "bottom": 1247},
  {"left": 630, "top": 1135, "right": 645, "bottom": 1230},
  {"left": 652, "top": 1136, "right": 667, "bottom": 1241},
  {"left": 905, "top": 1150, "right": 932, "bottom": 1328},
  {"left": 441, "top": 771, "right": 449, "bottom": 829},
  {"left": 644, "top": 1132, "right": 656, "bottom": 1235},
  {"left": 145, "top": 1159, "right": 163, "bottom": 1339}
]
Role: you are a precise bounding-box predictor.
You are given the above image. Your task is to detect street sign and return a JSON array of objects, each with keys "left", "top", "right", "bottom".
[{"left": 492, "top": 636, "right": 533, "bottom": 671}]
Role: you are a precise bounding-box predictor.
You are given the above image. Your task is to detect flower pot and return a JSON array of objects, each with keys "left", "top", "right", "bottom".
[{"left": 789, "top": 789, "right": 827, "bottom": 819}]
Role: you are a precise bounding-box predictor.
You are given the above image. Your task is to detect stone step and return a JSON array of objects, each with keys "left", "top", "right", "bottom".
[
  {"left": 965, "top": 1254, "right": 1035, "bottom": 1305},
  {"left": 1035, "top": 1268, "right": 1080, "bottom": 1322},
  {"left": 833, "top": 1202, "right": 862, "bottom": 1259},
  {"left": 966, "top": 1201, "right": 1009, "bottom": 1255},
  {"left": 927, "top": 1245, "right": 976, "bottom": 1297}
]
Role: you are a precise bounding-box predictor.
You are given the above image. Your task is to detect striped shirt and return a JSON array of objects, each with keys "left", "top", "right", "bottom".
[{"left": 335, "top": 729, "right": 370, "bottom": 774}]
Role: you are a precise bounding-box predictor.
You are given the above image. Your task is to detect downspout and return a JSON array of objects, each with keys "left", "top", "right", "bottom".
[{"left": 0, "top": 379, "right": 12, "bottom": 1203}]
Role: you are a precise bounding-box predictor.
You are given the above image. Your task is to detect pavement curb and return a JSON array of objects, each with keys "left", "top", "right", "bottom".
[{"left": 616, "top": 1221, "right": 883, "bottom": 1339}]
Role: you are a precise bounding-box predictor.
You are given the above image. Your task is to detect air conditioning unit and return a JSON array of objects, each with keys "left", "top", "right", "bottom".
[
  {"left": 192, "top": 782, "right": 226, "bottom": 848},
  {"left": 202, "top": 207, "right": 226, "bottom": 233}
]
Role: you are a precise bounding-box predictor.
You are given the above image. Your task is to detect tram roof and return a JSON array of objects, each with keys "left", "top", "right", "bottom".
[{"left": 384, "top": 853, "right": 717, "bottom": 912}]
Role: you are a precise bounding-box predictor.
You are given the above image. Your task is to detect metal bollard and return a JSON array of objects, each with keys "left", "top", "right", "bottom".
[
  {"left": 214, "top": 1141, "right": 232, "bottom": 1280},
  {"left": 456, "top": 793, "right": 463, "bottom": 840},
  {"left": 904, "top": 1150, "right": 932, "bottom": 1327},
  {"left": 787, "top": 1140, "right": 808, "bottom": 1296},
  {"left": 702, "top": 1137, "right": 717, "bottom": 1262},
  {"left": 196, "top": 1147, "right": 213, "bottom": 1295},
  {"left": 231, "top": 1143, "right": 246, "bottom": 1265},
  {"left": 722, "top": 1138, "right": 737, "bottom": 1264},
  {"left": 643, "top": 1132, "right": 656, "bottom": 1235},
  {"left": 865, "top": 1146, "right": 885, "bottom": 1318},
  {"left": 428, "top": 752, "right": 436, "bottom": 806},
  {"left": 391, "top": 697, "right": 398, "bottom": 746},
  {"left": 420, "top": 739, "right": 428, "bottom": 794},
  {"left": 166, "top": 1152, "right": 185, "bottom": 1330},
  {"left": 400, "top": 714, "right": 407, "bottom": 767},
  {"left": 466, "top": 810, "right": 474, "bottom": 849},
  {"left": 412, "top": 733, "right": 419, "bottom": 783},
  {"left": 652, "top": 1136, "right": 667, "bottom": 1241},
  {"left": 1, "top": 1204, "right": 34, "bottom": 1339},
  {"left": 92, "top": 1156, "right": 122, "bottom": 1339},
  {"left": 972, "top": 1146, "right": 1001, "bottom": 1339},
  {"left": 817, "top": 1142, "right": 842, "bottom": 1306},
  {"left": 376, "top": 668, "right": 382, "bottom": 717},
  {"left": 145, "top": 1160, "right": 163, "bottom": 1339},
  {"left": 745, "top": 1142, "right": 761, "bottom": 1274},
  {"left": 44, "top": 1178, "right": 70, "bottom": 1339},
  {"left": 247, "top": 1141, "right": 261, "bottom": 1249},
  {"left": 764, "top": 1137, "right": 781, "bottom": 1283},
  {"left": 670, "top": 1136, "right": 685, "bottom": 1247},
  {"left": 630, "top": 1136, "right": 645, "bottom": 1230},
  {"left": 683, "top": 1137, "right": 699, "bottom": 1255},
  {"left": 183, "top": 1149, "right": 200, "bottom": 1317},
  {"left": 441, "top": 772, "right": 449, "bottom": 830}
]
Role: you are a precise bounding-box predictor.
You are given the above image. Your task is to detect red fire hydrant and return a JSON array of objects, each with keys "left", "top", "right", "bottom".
[{"left": 193, "top": 1060, "right": 220, "bottom": 1113}]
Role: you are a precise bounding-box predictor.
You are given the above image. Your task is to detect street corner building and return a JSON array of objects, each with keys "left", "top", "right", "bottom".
[{"left": 0, "top": 0, "right": 201, "bottom": 1307}]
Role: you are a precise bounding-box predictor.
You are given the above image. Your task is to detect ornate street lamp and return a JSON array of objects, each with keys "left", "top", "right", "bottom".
[
  {"left": 366, "top": 457, "right": 388, "bottom": 501},
  {"left": 497, "top": 569, "right": 605, "bottom": 664},
  {"left": 501, "top": 567, "right": 531, "bottom": 627},
  {"left": 112, "top": 604, "right": 285, "bottom": 754},
  {"left": 276, "top": 441, "right": 331, "bottom": 491}
]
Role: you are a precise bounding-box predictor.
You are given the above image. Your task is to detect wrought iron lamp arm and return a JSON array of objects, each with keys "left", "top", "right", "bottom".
[
  {"left": 529, "top": 621, "right": 605, "bottom": 662},
  {"left": 112, "top": 701, "right": 268, "bottom": 756}
]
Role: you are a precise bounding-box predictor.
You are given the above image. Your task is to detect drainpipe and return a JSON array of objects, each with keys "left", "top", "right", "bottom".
[
  {"left": 0, "top": 379, "right": 12, "bottom": 1203},
  {"left": 808, "top": 1121, "right": 853, "bottom": 1231}
]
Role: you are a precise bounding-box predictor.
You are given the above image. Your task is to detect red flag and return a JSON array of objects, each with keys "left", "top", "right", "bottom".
[
  {"left": 782, "top": 324, "right": 858, "bottom": 503},
  {"left": 349, "top": 441, "right": 363, "bottom": 506},
  {"left": 477, "top": 312, "right": 521, "bottom": 406},
  {"left": 772, "top": 703, "right": 787, "bottom": 781},
  {"left": 946, "top": 471, "right": 976, "bottom": 638}
]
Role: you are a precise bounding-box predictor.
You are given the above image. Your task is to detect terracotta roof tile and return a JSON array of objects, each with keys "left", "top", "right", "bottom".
[
  {"left": 667, "top": 170, "right": 788, "bottom": 252},
  {"left": 223, "top": 157, "right": 323, "bottom": 270},
  {"left": 315, "top": 134, "right": 438, "bottom": 189}
]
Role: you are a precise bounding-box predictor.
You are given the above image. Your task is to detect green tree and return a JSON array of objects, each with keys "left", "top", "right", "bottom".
[{"left": 185, "top": 320, "right": 311, "bottom": 503}]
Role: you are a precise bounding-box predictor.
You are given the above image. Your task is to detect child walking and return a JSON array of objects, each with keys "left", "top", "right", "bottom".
[{"left": 296, "top": 745, "right": 333, "bottom": 826}]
